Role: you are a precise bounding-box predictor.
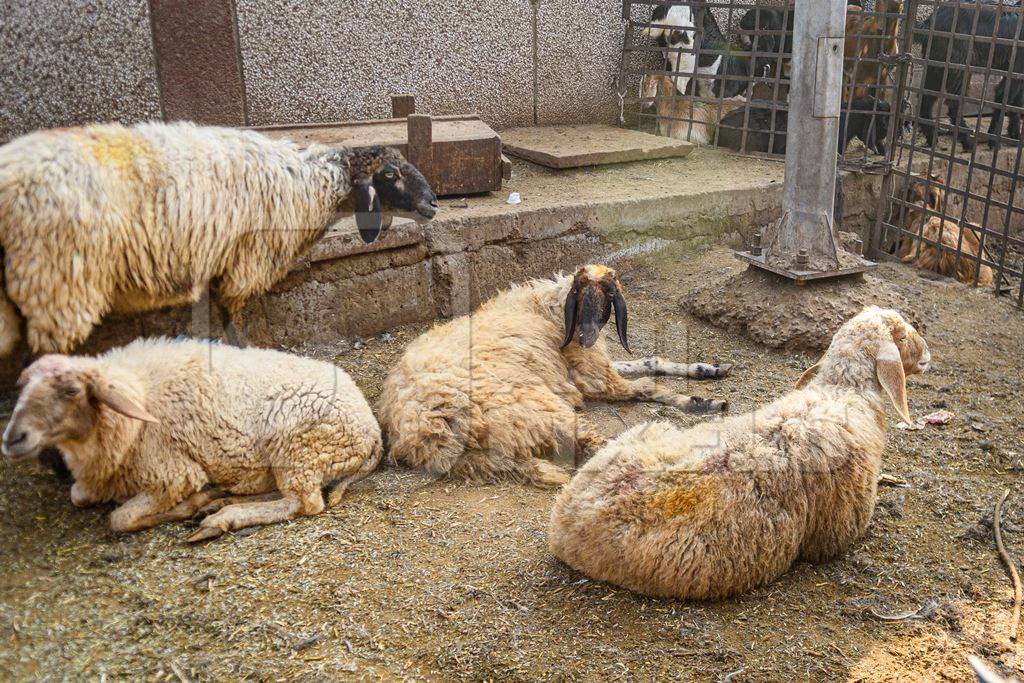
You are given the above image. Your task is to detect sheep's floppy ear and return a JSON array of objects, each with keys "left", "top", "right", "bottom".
[
  {"left": 876, "top": 340, "right": 911, "bottom": 425},
  {"left": 795, "top": 363, "right": 820, "bottom": 388},
  {"left": 611, "top": 280, "right": 631, "bottom": 353},
  {"left": 561, "top": 282, "right": 581, "bottom": 350},
  {"left": 89, "top": 377, "right": 159, "bottom": 424},
  {"left": 354, "top": 180, "right": 383, "bottom": 244}
]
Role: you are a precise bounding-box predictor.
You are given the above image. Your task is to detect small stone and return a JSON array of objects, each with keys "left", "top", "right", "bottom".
[
  {"left": 979, "top": 441, "right": 995, "bottom": 453},
  {"left": 353, "top": 339, "right": 364, "bottom": 350},
  {"left": 99, "top": 550, "right": 122, "bottom": 563}
]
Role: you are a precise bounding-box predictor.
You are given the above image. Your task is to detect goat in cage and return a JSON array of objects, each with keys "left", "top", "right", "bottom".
[
  {"left": 913, "top": 1, "right": 1024, "bottom": 152},
  {"left": 894, "top": 174, "right": 996, "bottom": 287}
]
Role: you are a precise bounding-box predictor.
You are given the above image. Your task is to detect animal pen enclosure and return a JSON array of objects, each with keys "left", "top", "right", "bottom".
[{"left": 623, "top": 0, "right": 1024, "bottom": 308}]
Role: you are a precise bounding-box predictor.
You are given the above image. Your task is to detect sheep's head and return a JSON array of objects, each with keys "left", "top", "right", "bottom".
[
  {"left": 2, "top": 356, "right": 157, "bottom": 462},
  {"left": 797, "top": 307, "right": 930, "bottom": 424},
  {"left": 561, "top": 265, "right": 630, "bottom": 353},
  {"left": 332, "top": 146, "right": 439, "bottom": 244}
]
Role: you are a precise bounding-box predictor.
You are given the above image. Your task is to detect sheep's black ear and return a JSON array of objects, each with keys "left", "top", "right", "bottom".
[
  {"left": 561, "top": 283, "right": 581, "bottom": 350},
  {"left": 354, "top": 180, "right": 383, "bottom": 243},
  {"left": 611, "top": 281, "right": 630, "bottom": 353}
]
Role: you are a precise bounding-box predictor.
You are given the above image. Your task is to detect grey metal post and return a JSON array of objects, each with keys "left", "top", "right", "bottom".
[
  {"left": 770, "top": 0, "right": 846, "bottom": 272},
  {"left": 738, "top": 0, "right": 873, "bottom": 282}
]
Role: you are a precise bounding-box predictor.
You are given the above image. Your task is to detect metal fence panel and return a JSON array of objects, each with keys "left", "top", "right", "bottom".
[{"left": 871, "top": 0, "right": 1024, "bottom": 307}]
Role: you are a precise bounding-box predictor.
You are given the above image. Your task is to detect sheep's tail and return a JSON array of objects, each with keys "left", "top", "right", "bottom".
[{"left": 0, "top": 255, "right": 21, "bottom": 358}]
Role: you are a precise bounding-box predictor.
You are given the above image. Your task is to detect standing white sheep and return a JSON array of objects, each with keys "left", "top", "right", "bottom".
[
  {"left": 378, "top": 265, "right": 731, "bottom": 488},
  {"left": 1, "top": 338, "right": 382, "bottom": 542},
  {"left": 0, "top": 121, "right": 438, "bottom": 357},
  {"left": 549, "top": 306, "right": 930, "bottom": 600}
]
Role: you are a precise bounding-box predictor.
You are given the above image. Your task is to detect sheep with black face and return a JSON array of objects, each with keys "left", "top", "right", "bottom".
[
  {"left": 378, "top": 265, "right": 732, "bottom": 488},
  {"left": 0, "top": 122, "right": 438, "bottom": 359}
]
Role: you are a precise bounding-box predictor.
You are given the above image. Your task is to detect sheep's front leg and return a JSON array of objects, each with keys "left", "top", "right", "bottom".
[
  {"left": 571, "top": 354, "right": 728, "bottom": 414},
  {"left": 110, "top": 488, "right": 224, "bottom": 533},
  {"left": 186, "top": 495, "right": 305, "bottom": 543},
  {"left": 612, "top": 357, "right": 732, "bottom": 380},
  {"left": 626, "top": 377, "right": 729, "bottom": 413}
]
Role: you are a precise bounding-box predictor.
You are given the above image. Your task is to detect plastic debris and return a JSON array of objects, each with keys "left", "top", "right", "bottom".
[
  {"left": 896, "top": 409, "right": 955, "bottom": 431},
  {"left": 507, "top": 192, "right": 522, "bottom": 205}
]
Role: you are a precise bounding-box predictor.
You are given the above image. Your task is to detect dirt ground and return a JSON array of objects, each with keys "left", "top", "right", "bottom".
[{"left": 1, "top": 243, "right": 1022, "bottom": 682}]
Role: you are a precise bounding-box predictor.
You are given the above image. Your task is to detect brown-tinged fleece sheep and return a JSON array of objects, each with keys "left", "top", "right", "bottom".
[
  {"left": 896, "top": 174, "right": 995, "bottom": 287},
  {"left": 1, "top": 338, "right": 382, "bottom": 542},
  {"left": 549, "top": 306, "right": 930, "bottom": 600},
  {"left": 0, "top": 121, "right": 438, "bottom": 357},
  {"left": 378, "top": 265, "right": 732, "bottom": 488}
]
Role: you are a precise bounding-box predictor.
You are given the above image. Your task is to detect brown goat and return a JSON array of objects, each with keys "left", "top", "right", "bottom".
[
  {"left": 843, "top": 0, "right": 903, "bottom": 102},
  {"left": 897, "top": 174, "right": 995, "bottom": 287},
  {"left": 640, "top": 74, "right": 743, "bottom": 146}
]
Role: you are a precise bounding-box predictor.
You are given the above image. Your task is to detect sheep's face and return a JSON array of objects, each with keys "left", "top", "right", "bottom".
[
  {"left": 2, "top": 356, "right": 157, "bottom": 462},
  {"left": 336, "top": 146, "right": 439, "bottom": 244},
  {"left": 371, "top": 156, "right": 438, "bottom": 223},
  {"left": 800, "top": 307, "right": 930, "bottom": 425},
  {"left": 561, "top": 265, "right": 630, "bottom": 353},
  {"left": 3, "top": 357, "right": 96, "bottom": 461}
]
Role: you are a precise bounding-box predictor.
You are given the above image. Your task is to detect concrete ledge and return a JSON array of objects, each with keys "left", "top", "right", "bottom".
[{"left": 11, "top": 148, "right": 887, "bottom": 375}]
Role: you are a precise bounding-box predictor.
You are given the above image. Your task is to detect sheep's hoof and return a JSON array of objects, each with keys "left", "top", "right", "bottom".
[
  {"left": 687, "top": 396, "right": 729, "bottom": 414},
  {"left": 186, "top": 525, "right": 225, "bottom": 543}
]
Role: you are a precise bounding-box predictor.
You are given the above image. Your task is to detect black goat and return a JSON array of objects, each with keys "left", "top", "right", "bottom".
[
  {"left": 737, "top": 6, "right": 795, "bottom": 82},
  {"left": 717, "top": 98, "right": 892, "bottom": 155},
  {"left": 913, "top": 1, "right": 1024, "bottom": 151}
]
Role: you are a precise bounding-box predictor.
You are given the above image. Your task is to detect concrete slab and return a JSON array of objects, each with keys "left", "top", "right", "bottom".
[{"left": 502, "top": 124, "right": 694, "bottom": 168}]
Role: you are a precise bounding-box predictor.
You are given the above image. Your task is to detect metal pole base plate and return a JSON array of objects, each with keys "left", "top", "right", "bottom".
[{"left": 735, "top": 250, "right": 877, "bottom": 284}]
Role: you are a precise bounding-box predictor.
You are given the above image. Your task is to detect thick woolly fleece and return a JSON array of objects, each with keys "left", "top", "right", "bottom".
[
  {"left": 0, "top": 122, "right": 351, "bottom": 356},
  {"left": 549, "top": 308, "right": 927, "bottom": 600},
  {"left": 378, "top": 273, "right": 628, "bottom": 487},
  {"left": 59, "top": 338, "right": 381, "bottom": 531}
]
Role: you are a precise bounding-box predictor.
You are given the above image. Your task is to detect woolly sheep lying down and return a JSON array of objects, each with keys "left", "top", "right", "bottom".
[
  {"left": 0, "top": 121, "right": 438, "bottom": 357},
  {"left": 2, "top": 338, "right": 382, "bottom": 542},
  {"left": 378, "top": 265, "right": 731, "bottom": 488},
  {"left": 549, "top": 307, "right": 930, "bottom": 600}
]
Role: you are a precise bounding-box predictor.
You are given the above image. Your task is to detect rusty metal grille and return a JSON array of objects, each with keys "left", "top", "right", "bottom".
[
  {"left": 870, "top": 0, "right": 1024, "bottom": 307},
  {"left": 618, "top": 0, "right": 902, "bottom": 168}
]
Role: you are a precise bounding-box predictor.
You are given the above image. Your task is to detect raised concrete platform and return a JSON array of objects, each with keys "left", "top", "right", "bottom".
[{"left": 8, "top": 148, "right": 883, "bottom": 376}]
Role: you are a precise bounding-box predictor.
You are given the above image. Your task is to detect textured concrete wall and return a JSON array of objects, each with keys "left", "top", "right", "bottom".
[
  {"left": 0, "top": 0, "right": 625, "bottom": 139},
  {"left": 0, "top": 0, "right": 162, "bottom": 143},
  {"left": 236, "top": 0, "right": 625, "bottom": 130}
]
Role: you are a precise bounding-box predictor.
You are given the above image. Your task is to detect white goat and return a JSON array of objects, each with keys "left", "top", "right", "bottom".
[
  {"left": 2, "top": 338, "right": 382, "bottom": 542},
  {"left": 549, "top": 307, "right": 930, "bottom": 600},
  {"left": 0, "top": 121, "right": 438, "bottom": 357}
]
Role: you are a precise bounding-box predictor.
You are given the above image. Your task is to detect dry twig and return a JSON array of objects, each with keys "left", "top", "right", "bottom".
[{"left": 994, "top": 489, "right": 1022, "bottom": 642}]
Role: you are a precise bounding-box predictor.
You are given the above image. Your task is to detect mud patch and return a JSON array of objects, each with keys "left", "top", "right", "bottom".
[{"left": 685, "top": 267, "right": 922, "bottom": 351}]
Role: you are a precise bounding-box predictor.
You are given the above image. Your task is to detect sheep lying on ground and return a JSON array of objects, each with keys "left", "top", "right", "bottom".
[
  {"left": 378, "top": 265, "right": 732, "bottom": 488},
  {"left": 896, "top": 174, "right": 995, "bottom": 287},
  {"left": 0, "top": 121, "right": 438, "bottom": 357},
  {"left": 1, "top": 338, "right": 382, "bottom": 542},
  {"left": 550, "top": 307, "right": 930, "bottom": 600}
]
